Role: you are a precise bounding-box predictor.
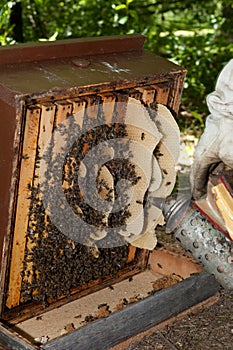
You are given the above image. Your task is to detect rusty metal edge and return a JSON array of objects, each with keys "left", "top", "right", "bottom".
[{"left": 0, "top": 34, "right": 146, "bottom": 65}]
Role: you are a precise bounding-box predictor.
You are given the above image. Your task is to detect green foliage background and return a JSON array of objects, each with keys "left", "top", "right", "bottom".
[{"left": 1, "top": 0, "right": 233, "bottom": 132}]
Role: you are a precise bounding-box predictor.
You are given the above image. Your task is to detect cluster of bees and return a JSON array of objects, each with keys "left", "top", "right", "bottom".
[{"left": 20, "top": 102, "right": 143, "bottom": 304}]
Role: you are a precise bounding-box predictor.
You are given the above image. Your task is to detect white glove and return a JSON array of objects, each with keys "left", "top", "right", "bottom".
[{"left": 190, "top": 59, "right": 233, "bottom": 200}]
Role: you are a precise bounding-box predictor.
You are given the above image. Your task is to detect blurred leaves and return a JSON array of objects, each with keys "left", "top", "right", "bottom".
[
  {"left": 0, "top": 2, "right": 14, "bottom": 45},
  {"left": 0, "top": 0, "right": 233, "bottom": 132}
]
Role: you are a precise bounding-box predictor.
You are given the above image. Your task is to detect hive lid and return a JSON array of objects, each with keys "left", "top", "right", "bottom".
[{"left": 0, "top": 35, "right": 185, "bottom": 101}]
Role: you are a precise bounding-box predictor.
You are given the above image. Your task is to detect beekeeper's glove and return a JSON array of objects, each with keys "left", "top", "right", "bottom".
[{"left": 190, "top": 59, "right": 233, "bottom": 199}]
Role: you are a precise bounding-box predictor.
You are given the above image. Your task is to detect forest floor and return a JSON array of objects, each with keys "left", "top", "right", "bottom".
[{"left": 126, "top": 288, "right": 232, "bottom": 350}]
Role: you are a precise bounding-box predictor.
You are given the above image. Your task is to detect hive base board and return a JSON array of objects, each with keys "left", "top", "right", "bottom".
[
  {"left": 109, "top": 292, "right": 221, "bottom": 350},
  {"left": 15, "top": 269, "right": 163, "bottom": 341},
  {"left": 0, "top": 250, "right": 221, "bottom": 350}
]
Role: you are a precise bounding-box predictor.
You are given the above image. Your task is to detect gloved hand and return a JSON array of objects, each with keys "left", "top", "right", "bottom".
[{"left": 190, "top": 59, "right": 233, "bottom": 200}]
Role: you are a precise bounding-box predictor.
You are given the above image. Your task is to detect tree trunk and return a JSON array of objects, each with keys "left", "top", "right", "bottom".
[
  {"left": 221, "top": 3, "right": 233, "bottom": 41},
  {"left": 10, "top": 2, "right": 24, "bottom": 43}
]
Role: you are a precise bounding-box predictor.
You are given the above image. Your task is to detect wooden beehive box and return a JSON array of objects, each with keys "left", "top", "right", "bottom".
[
  {"left": 0, "top": 35, "right": 221, "bottom": 350},
  {"left": 3, "top": 33, "right": 219, "bottom": 344}
]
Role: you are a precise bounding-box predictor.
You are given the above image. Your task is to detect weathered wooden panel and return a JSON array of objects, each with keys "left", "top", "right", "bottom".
[
  {"left": 0, "top": 272, "right": 220, "bottom": 350},
  {"left": 0, "top": 34, "right": 146, "bottom": 65},
  {"left": 42, "top": 272, "right": 220, "bottom": 350},
  {"left": 0, "top": 324, "right": 36, "bottom": 350}
]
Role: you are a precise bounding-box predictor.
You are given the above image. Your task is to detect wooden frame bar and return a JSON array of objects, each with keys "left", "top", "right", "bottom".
[{"left": 6, "top": 107, "right": 41, "bottom": 309}]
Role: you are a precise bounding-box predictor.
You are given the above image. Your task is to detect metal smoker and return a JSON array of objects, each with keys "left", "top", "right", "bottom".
[{"left": 164, "top": 189, "right": 233, "bottom": 290}]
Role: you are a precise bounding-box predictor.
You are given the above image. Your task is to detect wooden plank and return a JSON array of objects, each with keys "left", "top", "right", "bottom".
[
  {"left": 43, "top": 272, "right": 220, "bottom": 350},
  {"left": 54, "top": 100, "right": 73, "bottom": 190},
  {"left": 120, "top": 88, "right": 142, "bottom": 101},
  {"left": 99, "top": 93, "right": 116, "bottom": 125},
  {"left": 22, "top": 103, "right": 56, "bottom": 297},
  {"left": 37, "top": 103, "right": 56, "bottom": 150},
  {"left": 152, "top": 83, "right": 170, "bottom": 105},
  {"left": 83, "top": 95, "right": 101, "bottom": 119},
  {"left": 68, "top": 98, "right": 86, "bottom": 128},
  {"left": 126, "top": 246, "right": 137, "bottom": 263},
  {"left": 136, "top": 86, "right": 155, "bottom": 106},
  {"left": 55, "top": 100, "right": 73, "bottom": 126},
  {"left": 114, "top": 93, "right": 128, "bottom": 124},
  {"left": 64, "top": 98, "right": 86, "bottom": 189},
  {"left": 149, "top": 247, "right": 203, "bottom": 278},
  {"left": 6, "top": 106, "right": 41, "bottom": 309},
  {"left": 0, "top": 324, "right": 36, "bottom": 350},
  {"left": 0, "top": 34, "right": 146, "bottom": 65},
  {"left": 169, "top": 73, "right": 186, "bottom": 116}
]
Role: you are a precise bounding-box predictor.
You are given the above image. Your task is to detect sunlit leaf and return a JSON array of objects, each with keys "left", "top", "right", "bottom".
[
  {"left": 49, "top": 31, "right": 58, "bottom": 41},
  {"left": 119, "top": 16, "right": 128, "bottom": 25},
  {"left": 115, "top": 4, "right": 127, "bottom": 11},
  {"left": 190, "top": 111, "right": 204, "bottom": 128}
]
